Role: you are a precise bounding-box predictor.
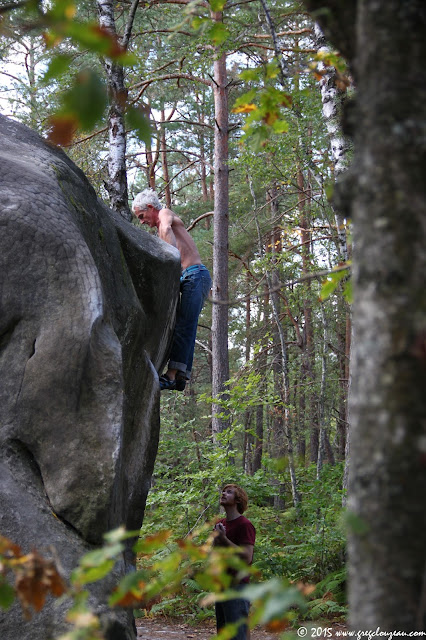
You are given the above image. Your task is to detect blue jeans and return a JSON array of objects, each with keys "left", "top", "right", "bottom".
[
  {"left": 168, "top": 265, "right": 211, "bottom": 380},
  {"left": 215, "top": 590, "right": 250, "bottom": 640}
]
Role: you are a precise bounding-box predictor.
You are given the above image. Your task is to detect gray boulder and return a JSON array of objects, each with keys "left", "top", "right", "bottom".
[{"left": 0, "top": 114, "right": 181, "bottom": 639}]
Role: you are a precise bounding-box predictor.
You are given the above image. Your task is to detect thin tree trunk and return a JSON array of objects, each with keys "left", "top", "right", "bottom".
[
  {"left": 250, "top": 179, "right": 300, "bottom": 506},
  {"left": 242, "top": 269, "right": 252, "bottom": 472},
  {"left": 211, "top": 9, "right": 230, "bottom": 438},
  {"left": 97, "top": 0, "right": 131, "bottom": 220},
  {"left": 316, "top": 303, "right": 335, "bottom": 477},
  {"left": 252, "top": 404, "right": 263, "bottom": 473},
  {"left": 160, "top": 107, "right": 171, "bottom": 207}
]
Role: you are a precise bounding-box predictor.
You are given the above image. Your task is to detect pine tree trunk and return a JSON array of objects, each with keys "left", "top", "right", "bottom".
[
  {"left": 251, "top": 182, "right": 300, "bottom": 505},
  {"left": 211, "top": 13, "right": 230, "bottom": 437}
]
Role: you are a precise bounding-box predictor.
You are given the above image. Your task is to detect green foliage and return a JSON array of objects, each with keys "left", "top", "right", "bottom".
[
  {"left": 320, "top": 264, "right": 352, "bottom": 303},
  {"left": 305, "top": 567, "right": 347, "bottom": 620},
  {"left": 0, "top": 576, "right": 15, "bottom": 610},
  {"left": 126, "top": 106, "right": 151, "bottom": 145},
  {"left": 144, "top": 387, "right": 347, "bottom": 622}
]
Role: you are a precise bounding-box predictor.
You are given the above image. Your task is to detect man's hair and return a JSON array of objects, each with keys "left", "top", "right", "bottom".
[
  {"left": 222, "top": 484, "right": 248, "bottom": 514},
  {"left": 132, "top": 188, "right": 162, "bottom": 212}
]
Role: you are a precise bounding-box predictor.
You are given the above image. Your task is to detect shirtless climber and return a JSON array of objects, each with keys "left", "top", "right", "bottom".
[{"left": 132, "top": 189, "right": 212, "bottom": 391}]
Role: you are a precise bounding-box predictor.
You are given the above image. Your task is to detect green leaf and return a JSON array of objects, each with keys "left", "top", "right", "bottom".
[
  {"left": 133, "top": 530, "right": 171, "bottom": 554},
  {"left": 343, "top": 278, "right": 353, "bottom": 303},
  {"left": 41, "top": 54, "right": 73, "bottom": 84},
  {"left": 61, "top": 69, "right": 107, "bottom": 131},
  {"left": 191, "top": 16, "right": 207, "bottom": 30},
  {"left": 233, "top": 89, "right": 257, "bottom": 109},
  {"left": 265, "top": 59, "right": 280, "bottom": 79},
  {"left": 239, "top": 68, "right": 260, "bottom": 82},
  {"left": 208, "top": 0, "right": 227, "bottom": 11},
  {"left": 206, "top": 22, "right": 230, "bottom": 45},
  {"left": 320, "top": 270, "right": 346, "bottom": 300},
  {"left": 80, "top": 543, "right": 124, "bottom": 566},
  {"left": 108, "top": 570, "right": 148, "bottom": 606},
  {"left": 272, "top": 119, "right": 289, "bottom": 134},
  {"left": 104, "top": 527, "right": 140, "bottom": 544},
  {"left": 245, "top": 125, "right": 270, "bottom": 151},
  {"left": 126, "top": 107, "right": 152, "bottom": 145},
  {"left": 0, "top": 579, "right": 15, "bottom": 610},
  {"left": 74, "top": 559, "right": 116, "bottom": 585},
  {"left": 47, "top": 0, "right": 76, "bottom": 20}
]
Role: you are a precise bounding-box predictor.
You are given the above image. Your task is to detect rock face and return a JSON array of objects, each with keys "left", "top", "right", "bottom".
[{"left": 0, "top": 114, "right": 181, "bottom": 639}]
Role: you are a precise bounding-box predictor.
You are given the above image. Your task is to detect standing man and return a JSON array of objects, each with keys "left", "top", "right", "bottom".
[
  {"left": 132, "top": 189, "right": 211, "bottom": 391},
  {"left": 213, "top": 484, "right": 256, "bottom": 640}
]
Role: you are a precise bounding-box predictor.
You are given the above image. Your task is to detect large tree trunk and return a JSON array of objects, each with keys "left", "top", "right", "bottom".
[
  {"left": 211, "top": 11, "right": 230, "bottom": 437},
  {"left": 304, "top": 0, "right": 426, "bottom": 630}
]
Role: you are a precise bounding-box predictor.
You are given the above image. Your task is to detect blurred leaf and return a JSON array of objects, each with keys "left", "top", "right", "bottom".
[
  {"left": 134, "top": 530, "right": 172, "bottom": 554},
  {"left": 206, "top": 22, "right": 230, "bottom": 45},
  {"left": 47, "top": 114, "right": 78, "bottom": 146},
  {"left": 232, "top": 103, "right": 257, "bottom": 114},
  {"left": 104, "top": 527, "right": 140, "bottom": 544},
  {"left": 208, "top": 0, "right": 227, "bottom": 10},
  {"left": 80, "top": 544, "right": 124, "bottom": 567},
  {"left": 343, "top": 278, "right": 353, "bottom": 303},
  {"left": 320, "top": 269, "right": 347, "bottom": 301},
  {"left": 109, "top": 570, "right": 148, "bottom": 606},
  {"left": 61, "top": 69, "right": 108, "bottom": 131},
  {"left": 0, "top": 536, "right": 21, "bottom": 557},
  {"left": 0, "top": 579, "right": 15, "bottom": 610},
  {"left": 245, "top": 126, "right": 270, "bottom": 151},
  {"left": 47, "top": 0, "right": 76, "bottom": 20},
  {"left": 191, "top": 16, "right": 208, "bottom": 30},
  {"left": 42, "top": 54, "right": 73, "bottom": 84},
  {"left": 233, "top": 89, "right": 257, "bottom": 109},
  {"left": 239, "top": 68, "right": 260, "bottom": 82},
  {"left": 272, "top": 119, "right": 289, "bottom": 133},
  {"left": 73, "top": 560, "right": 115, "bottom": 586},
  {"left": 126, "top": 106, "right": 152, "bottom": 145}
]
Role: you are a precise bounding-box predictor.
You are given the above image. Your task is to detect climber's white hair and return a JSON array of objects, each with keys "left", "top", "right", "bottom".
[{"left": 132, "top": 188, "right": 162, "bottom": 212}]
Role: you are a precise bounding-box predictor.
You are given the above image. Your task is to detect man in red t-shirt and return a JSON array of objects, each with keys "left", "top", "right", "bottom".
[{"left": 213, "top": 484, "right": 256, "bottom": 640}]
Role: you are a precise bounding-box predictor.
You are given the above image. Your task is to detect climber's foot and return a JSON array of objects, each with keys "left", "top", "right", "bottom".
[
  {"left": 159, "top": 374, "right": 176, "bottom": 391},
  {"left": 174, "top": 373, "right": 187, "bottom": 391},
  {"left": 159, "top": 374, "right": 186, "bottom": 392}
]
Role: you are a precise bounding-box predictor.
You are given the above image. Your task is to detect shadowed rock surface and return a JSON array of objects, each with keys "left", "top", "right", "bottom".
[{"left": 0, "top": 114, "right": 181, "bottom": 639}]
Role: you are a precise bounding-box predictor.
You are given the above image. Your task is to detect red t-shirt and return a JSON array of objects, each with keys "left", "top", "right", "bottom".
[{"left": 216, "top": 515, "right": 256, "bottom": 584}]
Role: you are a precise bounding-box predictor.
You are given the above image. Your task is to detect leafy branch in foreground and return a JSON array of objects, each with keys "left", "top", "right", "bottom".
[{"left": 1, "top": 525, "right": 311, "bottom": 639}]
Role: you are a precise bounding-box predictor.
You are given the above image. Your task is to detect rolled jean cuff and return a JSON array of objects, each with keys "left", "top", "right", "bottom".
[{"left": 168, "top": 360, "right": 188, "bottom": 377}]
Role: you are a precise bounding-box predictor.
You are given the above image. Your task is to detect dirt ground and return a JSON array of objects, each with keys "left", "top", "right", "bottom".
[
  {"left": 136, "top": 617, "right": 347, "bottom": 640},
  {"left": 136, "top": 617, "right": 280, "bottom": 639}
]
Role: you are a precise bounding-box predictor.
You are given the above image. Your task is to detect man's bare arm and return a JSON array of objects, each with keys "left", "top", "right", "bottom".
[{"left": 158, "top": 209, "right": 177, "bottom": 248}]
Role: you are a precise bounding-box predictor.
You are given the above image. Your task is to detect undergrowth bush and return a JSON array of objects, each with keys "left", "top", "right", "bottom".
[{"left": 140, "top": 397, "right": 347, "bottom": 622}]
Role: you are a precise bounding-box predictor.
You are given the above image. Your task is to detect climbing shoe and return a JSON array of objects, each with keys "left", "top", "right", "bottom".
[
  {"left": 175, "top": 373, "right": 187, "bottom": 391},
  {"left": 159, "top": 373, "right": 187, "bottom": 391},
  {"left": 159, "top": 374, "right": 176, "bottom": 390}
]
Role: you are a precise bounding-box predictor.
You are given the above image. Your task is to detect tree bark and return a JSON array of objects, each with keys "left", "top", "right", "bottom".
[
  {"left": 97, "top": 0, "right": 131, "bottom": 220},
  {"left": 251, "top": 180, "right": 300, "bottom": 506},
  {"left": 303, "top": 0, "right": 426, "bottom": 630},
  {"left": 211, "top": 10, "right": 230, "bottom": 437},
  {"left": 160, "top": 107, "right": 171, "bottom": 207}
]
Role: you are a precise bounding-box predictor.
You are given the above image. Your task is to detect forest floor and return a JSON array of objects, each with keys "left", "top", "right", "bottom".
[{"left": 136, "top": 616, "right": 348, "bottom": 640}]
